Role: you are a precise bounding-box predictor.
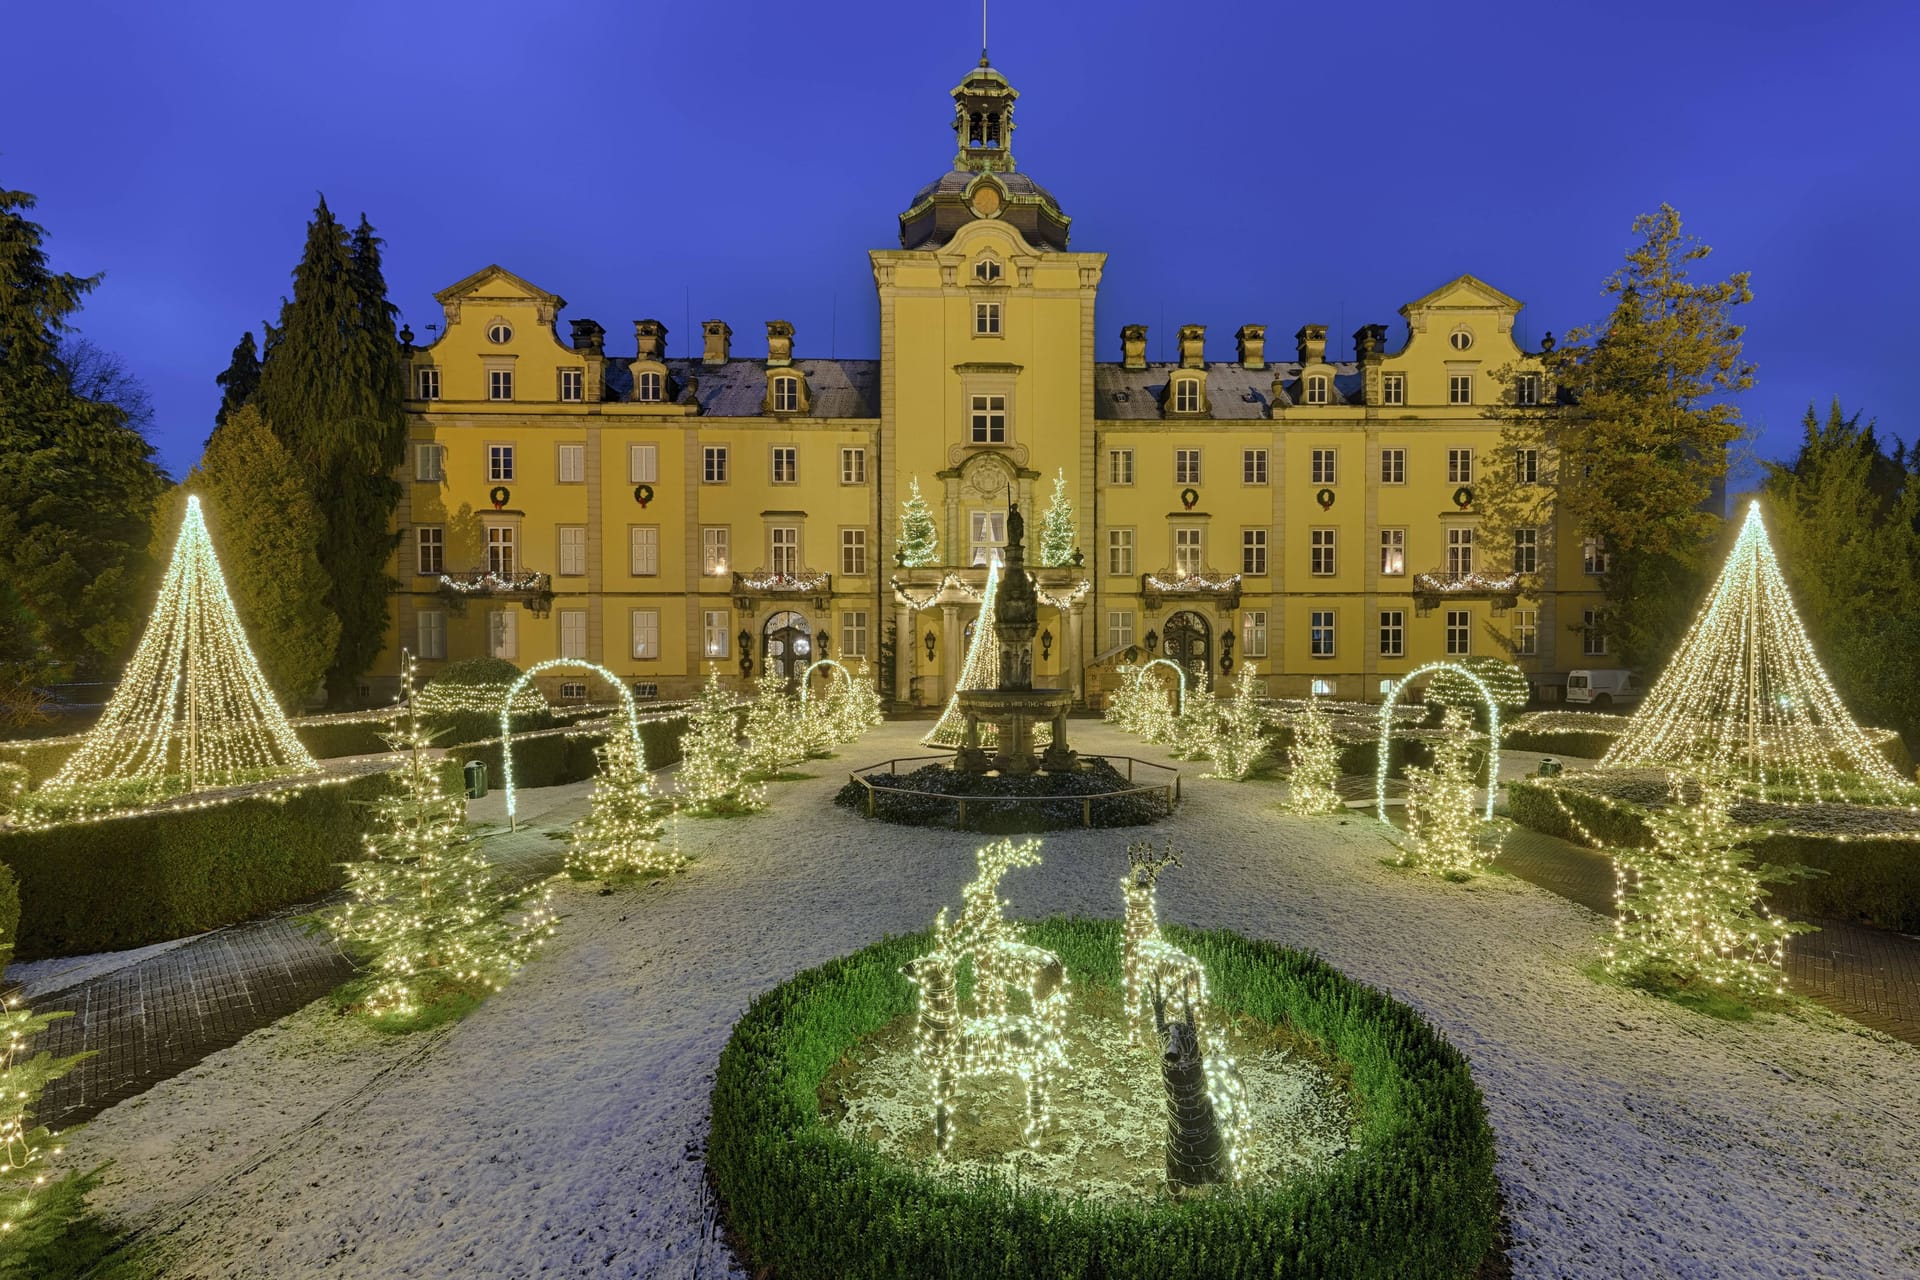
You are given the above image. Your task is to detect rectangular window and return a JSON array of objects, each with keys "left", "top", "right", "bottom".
[
  {"left": 1516, "top": 373, "right": 1542, "bottom": 407},
  {"left": 558, "top": 525, "right": 586, "bottom": 577},
  {"left": 1513, "top": 528, "right": 1538, "bottom": 575},
  {"left": 557, "top": 443, "right": 585, "bottom": 484},
  {"left": 1584, "top": 609, "right": 1608, "bottom": 656},
  {"left": 560, "top": 681, "right": 588, "bottom": 702},
  {"left": 415, "top": 442, "right": 445, "bottom": 483},
  {"left": 1242, "top": 609, "right": 1268, "bottom": 659},
  {"left": 629, "top": 525, "right": 659, "bottom": 576},
  {"left": 1174, "top": 527, "right": 1204, "bottom": 576},
  {"left": 1107, "top": 449, "right": 1134, "bottom": 485},
  {"left": 970, "top": 510, "right": 1007, "bottom": 566},
  {"left": 486, "top": 525, "right": 515, "bottom": 576},
  {"left": 559, "top": 608, "right": 587, "bottom": 659},
  {"left": 416, "top": 367, "right": 440, "bottom": 401},
  {"left": 1446, "top": 608, "right": 1471, "bottom": 656},
  {"left": 488, "top": 444, "right": 515, "bottom": 482},
  {"left": 770, "top": 526, "right": 799, "bottom": 575},
  {"left": 1380, "top": 447, "right": 1405, "bottom": 484},
  {"left": 1447, "top": 448, "right": 1473, "bottom": 485},
  {"left": 1174, "top": 379, "right": 1200, "bottom": 413},
  {"left": 630, "top": 608, "right": 660, "bottom": 660},
  {"left": 841, "top": 611, "right": 869, "bottom": 658},
  {"left": 840, "top": 447, "right": 866, "bottom": 484},
  {"left": 1311, "top": 678, "right": 1336, "bottom": 697},
  {"left": 1447, "top": 527, "right": 1474, "bottom": 576},
  {"left": 1175, "top": 448, "right": 1202, "bottom": 485},
  {"left": 1583, "top": 535, "right": 1611, "bottom": 576},
  {"left": 771, "top": 376, "right": 799, "bottom": 413},
  {"left": 488, "top": 368, "right": 514, "bottom": 401},
  {"left": 1310, "top": 448, "right": 1337, "bottom": 485},
  {"left": 415, "top": 526, "right": 444, "bottom": 576},
  {"left": 1310, "top": 527, "right": 1337, "bottom": 576},
  {"left": 1106, "top": 609, "right": 1135, "bottom": 652},
  {"left": 841, "top": 528, "right": 868, "bottom": 576},
  {"left": 974, "top": 302, "right": 1001, "bottom": 335},
  {"left": 1448, "top": 374, "right": 1472, "bottom": 405},
  {"left": 969, "top": 394, "right": 1007, "bottom": 443},
  {"left": 702, "top": 526, "right": 730, "bottom": 576},
  {"left": 1242, "top": 449, "right": 1268, "bottom": 485},
  {"left": 559, "top": 368, "right": 584, "bottom": 402},
  {"left": 1241, "top": 528, "right": 1268, "bottom": 576},
  {"left": 1107, "top": 528, "right": 1135, "bottom": 576},
  {"left": 1513, "top": 609, "right": 1538, "bottom": 656},
  {"left": 1515, "top": 448, "right": 1539, "bottom": 484},
  {"left": 488, "top": 607, "right": 518, "bottom": 659},
  {"left": 1310, "top": 610, "right": 1335, "bottom": 657},
  {"left": 1380, "top": 373, "right": 1406, "bottom": 406},
  {"left": 632, "top": 682, "right": 659, "bottom": 700},
  {"left": 1379, "top": 528, "right": 1405, "bottom": 576},
  {"left": 1379, "top": 610, "right": 1405, "bottom": 658},
  {"left": 416, "top": 610, "right": 447, "bottom": 660},
  {"left": 636, "top": 370, "right": 664, "bottom": 402},
  {"left": 629, "top": 443, "right": 658, "bottom": 484},
  {"left": 703, "top": 446, "right": 728, "bottom": 483},
  {"left": 703, "top": 610, "right": 730, "bottom": 658},
  {"left": 771, "top": 446, "right": 797, "bottom": 484},
  {"left": 1304, "top": 374, "right": 1330, "bottom": 405}
]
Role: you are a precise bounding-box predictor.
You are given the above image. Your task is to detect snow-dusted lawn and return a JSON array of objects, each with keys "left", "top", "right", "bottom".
[{"left": 61, "top": 721, "right": 1920, "bottom": 1279}]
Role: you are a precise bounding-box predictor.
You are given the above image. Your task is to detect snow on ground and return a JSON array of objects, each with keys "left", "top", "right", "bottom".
[
  {"left": 60, "top": 721, "right": 1920, "bottom": 1279},
  {"left": 5, "top": 933, "right": 203, "bottom": 999}
]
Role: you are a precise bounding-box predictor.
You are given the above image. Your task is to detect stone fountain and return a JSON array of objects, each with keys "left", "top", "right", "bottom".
[{"left": 954, "top": 502, "right": 1078, "bottom": 775}]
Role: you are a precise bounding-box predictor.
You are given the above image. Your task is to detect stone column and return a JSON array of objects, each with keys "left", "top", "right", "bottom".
[
  {"left": 894, "top": 600, "right": 914, "bottom": 702},
  {"left": 1067, "top": 602, "right": 1086, "bottom": 704},
  {"left": 941, "top": 602, "right": 961, "bottom": 697}
]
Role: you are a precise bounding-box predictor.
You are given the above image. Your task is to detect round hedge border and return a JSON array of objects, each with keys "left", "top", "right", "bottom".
[{"left": 710, "top": 917, "right": 1497, "bottom": 1280}]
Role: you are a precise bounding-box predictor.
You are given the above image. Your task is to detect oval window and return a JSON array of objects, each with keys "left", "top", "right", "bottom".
[
  {"left": 487, "top": 320, "right": 514, "bottom": 345},
  {"left": 1448, "top": 327, "right": 1474, "bottom": 351}
]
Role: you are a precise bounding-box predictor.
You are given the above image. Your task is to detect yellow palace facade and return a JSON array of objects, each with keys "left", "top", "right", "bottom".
[{"left": 374, "top": 57, "right": 1617, "bottom": 708}]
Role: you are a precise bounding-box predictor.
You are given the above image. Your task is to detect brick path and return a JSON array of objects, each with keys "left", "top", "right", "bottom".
[{"left": 20, "top": 786, "right": 589, "bottom": 1129}]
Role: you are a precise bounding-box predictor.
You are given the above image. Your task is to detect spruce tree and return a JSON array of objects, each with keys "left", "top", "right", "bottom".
[
  {"left": 677, "top": 669, "right": 764, "bottom": 815},
  {"left": 567, "top": 730, "right": 683, "bottom": 882},
  {"left": 1204, "top": 663, "right": 1267, "bottom": 780},
  {"left": 213, "top": 331, "right": 261, "bottom": 429},
  {"left": 0, "top": 187, "right": 166, "bottom": 685},
  {"left": 896, "top": 476, "right": 940, "bottom": 567},
  {"left": 0, "top": 955, "right": 98, "bottom": 1269},
  {"left": 1038, "top": 467, "right": 1076, "bottom": 567},
  {"left": 1399, "top": 707, "right": 1488, "bottom": 876},
  {"left": 744, "top": 668, "right": 802, "bottom": 778},
  {"left": 1285, "top": 694, "right": 1344, "bottom": 815}
]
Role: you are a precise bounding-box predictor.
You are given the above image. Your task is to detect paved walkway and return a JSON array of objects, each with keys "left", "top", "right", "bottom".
[{"left": 17, "top": 784, "right": 591, "bottom": 1129}]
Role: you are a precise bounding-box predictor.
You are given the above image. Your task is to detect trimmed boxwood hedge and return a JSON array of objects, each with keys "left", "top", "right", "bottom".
[
  {"left": 0, "top": 860, "right": 18, "bottom": 954},
  {"left": 711, "top": 917, "right": 1498, "bottom": 1280},
  {"left": 0, "top": 738, "right": 80, "bottom": 788},
  {"left": 0, "top": 770, "right": 407, "bottom": 959},
  {"left": 447, "top": 715, "right": 692, "bottom": 790},
  {"left": 1505, "top": 778, "right": 1920, "bottom": 933},
  {"left": 1501, "top": 729, "right": 1620, "bottom": 761}
]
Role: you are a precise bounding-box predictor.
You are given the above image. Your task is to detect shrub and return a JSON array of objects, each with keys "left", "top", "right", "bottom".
[
  {"left": 0, "top": 739, "right": 80, "bottom": 788},
  {"left": 711, "top": 917, "right": 1498, "bottom": 1280},
  {"left": 447, "top": 716, "right": 692, "bottom": 792},
  {"left": 414, "top": 657, "right": 548, "bottom": 725},
  {"left": 1502, "top": 729, "right": 1620, "bottom": 760},
  {"left": 0, "top": 772, "right": 396, "bottom": 959},
  {"left": 294, "top": 717, "right": 402, "bottom": 760},
  {"left": 0, "top": 861, "right": 17, "bottom": 953}
]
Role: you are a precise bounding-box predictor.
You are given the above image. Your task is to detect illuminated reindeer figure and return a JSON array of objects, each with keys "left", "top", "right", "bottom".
[
  {"left": 902, "top": 838, "right": 1071, "bottom": 1155},
  {"left": 1121, "top": 840, "right": 1210, "bottom": 1045}
]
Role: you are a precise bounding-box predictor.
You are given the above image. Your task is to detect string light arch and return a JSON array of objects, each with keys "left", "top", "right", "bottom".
[
  {"left": 1375, "top": 663, "right": 1501, "bottom": 824},
  {"left": 501, "top": 660, "right": 642, "bottom": 826},
  {"left": 1134, "top": 658, "right": 1189, "bottom": 716},
  {"left": 797, "top": 658, "right": 853, "bottom": 707}
]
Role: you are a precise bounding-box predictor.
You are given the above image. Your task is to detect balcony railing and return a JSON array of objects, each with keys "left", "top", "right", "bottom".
[
  {"left": 1140, "top": 567, "right": 1241, "bottom": 611},
  {"left": 732, "top": 567, "right": 832, "bottom": 594},
  {"left": 437, "top": 568, "right": 554, "bottom": 614},
  {"left": 1412, "top": 568, "right": 1533, "bottom": 595}
]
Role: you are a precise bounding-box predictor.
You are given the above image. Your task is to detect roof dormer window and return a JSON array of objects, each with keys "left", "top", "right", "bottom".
[
  {"left": 487, "top": 319, "right": 513, "bottom": 345},
  {"left": 1304, "top": 374, "right": 1330, "bottom": 405},
  {"left": 636, "top": 370, "right": 664, "bottom": 402},
  {"left": 1173, "top": 379, "right": 1201, "bottom": 413},
  {"left": 974, "top": 258, "right": 1002, "bottom": 284},
  {"left": 1448, "top": 326, "right": 1475, "bottom": 351},
  {"left": 772, "top": 375, "right": 800, "bottom": 413}
]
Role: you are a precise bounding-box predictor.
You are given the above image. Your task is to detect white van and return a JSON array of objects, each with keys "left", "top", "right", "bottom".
[{"left": 1565, "top": 669, "right": 1641, "bottom": 707}]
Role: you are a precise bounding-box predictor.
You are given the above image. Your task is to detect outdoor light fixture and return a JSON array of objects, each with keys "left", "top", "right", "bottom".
[
  {"left": 1145, "top": 629, "right": 1159, "bottom": 653},
  {"left": 1040, "top": 628, "right": 1053, "bottom": 660},
  {"left": 817, "top": 629, "right": 831, "bottom": 657},
  {"left": 737, "top": 628, "right": 754, "bottom": 677},
  {"left": 924, "top": 629, "right": 938, "bottom": 662}
]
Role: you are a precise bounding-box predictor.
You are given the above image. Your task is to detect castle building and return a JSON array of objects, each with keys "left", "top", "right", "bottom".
[{"left": 380, "top": 56, "right": 1615, "bottom": 707}]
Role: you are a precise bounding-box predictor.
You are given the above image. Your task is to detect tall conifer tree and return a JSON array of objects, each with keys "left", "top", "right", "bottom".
[{"left": 214, "top": 331, "right": 261, "bottom": 429}]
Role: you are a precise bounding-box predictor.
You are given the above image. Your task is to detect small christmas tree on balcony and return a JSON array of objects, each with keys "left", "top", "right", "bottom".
[
  {"left": 897, "top": 475, "right": 940, "bottom": 568},
  {"left": 1038, "top": 467, "right": 1076, "bottom": 567}
]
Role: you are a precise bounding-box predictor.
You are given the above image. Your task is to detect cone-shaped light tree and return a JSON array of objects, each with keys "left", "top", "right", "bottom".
[
  {"left": 924, "top": 559, "right": 1002, "bottom": 749},
  {"left": 34, "top": 494, "right": 316, "bottom": 807},
  {"left": 1603, "top": 500, "right": 1907, "bottom": 799}
]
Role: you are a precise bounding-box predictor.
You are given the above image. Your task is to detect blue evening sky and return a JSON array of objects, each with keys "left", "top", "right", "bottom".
[{"left": 7, "top": 0, "right": 1916, "bottom": 479}]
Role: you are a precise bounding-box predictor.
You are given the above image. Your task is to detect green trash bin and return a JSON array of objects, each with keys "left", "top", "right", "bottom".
[
  {"left": 464, "top": 759, "right": 489, "bottom": 798},
  {"left": 1537, "top": 757, "right": 1563, "bottom": 778}
]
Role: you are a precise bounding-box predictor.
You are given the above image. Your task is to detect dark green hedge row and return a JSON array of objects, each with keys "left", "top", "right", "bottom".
[
  {"left": 0, "top": 771, "right": 402, "bottom": 959},
  {"left": 1505, "top": 779, "right": 1920, "bottom": 933},
  {"left": 1323, "top": 735, "right": 1491, "bottom": 782},
  {"left": 294, "top": 719, "right": 400, "bottom": 759},
  {"left": 710, "top": 917, "right": 1498, "bottom": 1280},
  {"left": 0, "top": 739, "right": 80, "bottom": 788},
  {"left": 1501, "top": 730, "right": 1620, "bottom": 761},
  {"left": 447, "top": 716, "right": 692, "bottom": 790},
  {"left": 0, "top": 861, "right": 18, "bottom": 954}
]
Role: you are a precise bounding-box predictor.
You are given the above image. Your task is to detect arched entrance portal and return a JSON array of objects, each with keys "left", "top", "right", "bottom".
[
  {"left": 763, "top": 611, "right": 812, "bottom": 685},
  {"left": 1162, "top": 610, "right": 1212, "bottom": 693}
]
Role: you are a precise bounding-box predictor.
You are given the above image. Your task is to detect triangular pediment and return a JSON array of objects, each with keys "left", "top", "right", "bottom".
[
  {"left": 433, "top": 264, "right": 565, "bottom": 310},
  {"left": 1400, "top": 274, "right": 1523, "bottom": 316}
]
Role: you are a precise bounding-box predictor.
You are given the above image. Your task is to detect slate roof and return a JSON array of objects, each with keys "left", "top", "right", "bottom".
[
  {"left": 602, "top": 358, "right": 880, "bottom": 419},
  {"left": 906, "top": 169, "right": 1063, "bottom": 211},
  {"left": 1093, "top": 362, "right": 1365, "bottom": 419}
]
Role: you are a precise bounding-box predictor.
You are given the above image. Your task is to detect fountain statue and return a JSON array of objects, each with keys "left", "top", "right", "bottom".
[{"left": 954, "top": 502, "right": 1078, "bottom": 775}]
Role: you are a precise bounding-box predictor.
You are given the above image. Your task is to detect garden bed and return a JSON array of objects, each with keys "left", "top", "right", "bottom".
[
  {"left": 711, "top": 917, "right": 1498, "bottom": 1279},
  {"left": 835, "top": 757, "right": 1176, "bottom": 831}
]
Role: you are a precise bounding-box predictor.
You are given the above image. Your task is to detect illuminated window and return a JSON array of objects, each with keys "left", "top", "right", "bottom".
[
  {"left": 703, "top": 610, "right": 730, "bottom": 658},
  {"left": 1241, "top": 609, "right": 1268, "bottom": 658},
  {"left": 701, "top": 526, "right": 729, "bottom": 575},
  {"left": 485, "top": 525, "right": 515, "bottom": 575},
  {"left": 1379, "top": 528, "right": 1405, "bottom": 576},
  {"left": 970, "top": 510, "right": 1007, "bottom": 565},
  {"left": 631, "top": 609, "right": 659, "bottom": 660},
  {"left": 1174, "top": 527, "right": 1204, "bottom": 576},
  {"left": 770, "top": 526, "right": 799, "bottom": 575}
]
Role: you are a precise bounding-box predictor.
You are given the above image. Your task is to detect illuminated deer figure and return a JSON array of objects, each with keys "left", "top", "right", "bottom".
[{"left": 1121, "top": 840, "right": 1209, "bottom": 1045}]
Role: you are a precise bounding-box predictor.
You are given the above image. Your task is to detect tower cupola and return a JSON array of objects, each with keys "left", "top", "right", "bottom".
[
  {"left": 952, "top": 58, "right": 1018, "bottom": 173},
  {"left": 899, "top": 54, "right": 1070, "bottom": 251}
]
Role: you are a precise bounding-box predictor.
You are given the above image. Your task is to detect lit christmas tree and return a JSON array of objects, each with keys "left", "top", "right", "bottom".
[
  {"left": 1604, "top": 500, "right": 1908, "bottom": 799},
  {"left": 744, "top": 667, "right": 804, "bottom": 777},
  {"left": 924, "top": 558, "right": 1002, "bottom": 749},
  {"left": 567, "top": 729, "right": 684, "bottom": 882},
  {"left": 677, "top": 668, "right": 765, "bottom": 815},
  {"left": 1205, "top": 664, "right": 1267, "bottom": 780},
  {"left": 835, "top": 659, "right": 886, "bottom": 741},
  {"left": 1399, "top": 707, "right": 1489, "bottom": 876},
  {"left": 322, "top": 659, "right": 557, "bottom": 1021},
  {"left": 1606, "top": 775, "right": 1812, "bottom": 999},
  {"left": 1285, "top": 693, "right": 1344, "bottom": 814},
  {"left": 1038, "top": 467, "right": 1076, "bottom": 567},
  {"left": 32, "top": 494, "right": 316, "bottom": 811},
  {"left": 896, "top": 475, "right": 940, "bottom": 568},
  {"left": 0, "top": 964, "right": 95, "bottom": 1262},
  {"left": 1168, "top": 694, "right": 1218, "bottom": 761}
]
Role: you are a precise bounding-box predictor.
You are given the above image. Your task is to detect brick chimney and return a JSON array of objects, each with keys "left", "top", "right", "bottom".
[
  {"left": 569, "top": 319, "right": 605, "bottom": 355},
  {"left": 634, "top": 319, "right": 667, "bottom": 361},
  {"left": 766, "top": 320, "right": 795, "bottom": 367},
  {"left": 1295, "top": 324, "right": 1328, "bottom": 364},
  {"left": 701, "top": 320, "right": 732, "bottom": 366},
  {"left": 1121, "top": 324, "right": 1148, "bottom": 370},
  {"left": 1235, "top": 324, "right": 1266, "bottom": 370},
  {"left": 1177, "top": 325, "right": 1206, "bottom": 369}
]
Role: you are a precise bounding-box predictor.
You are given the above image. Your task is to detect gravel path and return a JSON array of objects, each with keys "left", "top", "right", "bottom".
[{"left": 59, "top": 721, "right": 1920, "bottom": 1279}]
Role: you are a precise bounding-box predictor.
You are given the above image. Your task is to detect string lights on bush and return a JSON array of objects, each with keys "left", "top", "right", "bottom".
[
  {"left": 566, "top": 729, "right": 685, "bottom": 882},
  {"left": 1399, "top": 707, "right": 1493, "bottom": 877},
  {"left": 1603, "top": 500, "right": 1909, "bottom": 801},
  {"left": 1285, "top": 693, "right": 1345, "bottom": 815},
  {"left": 1203, "top": 664, "right": 1267, "bottom": 781},
  {"left": 677, "top": 668, "right": 765, "bottom": 815},
  {"left": 0, "top": 951, "right": 89, "bottom": 1252}
]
